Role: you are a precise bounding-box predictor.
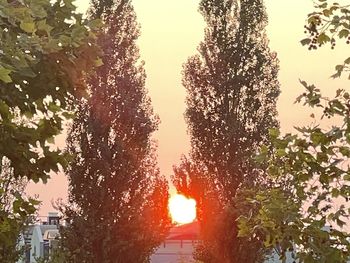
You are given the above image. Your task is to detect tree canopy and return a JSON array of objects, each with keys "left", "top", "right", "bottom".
[
  {"left": 173, "top": 0, "right": 280, "bottom": 262},
  {"left": 61, "top": 1, "right": 170, "bottom": 262},
  {"left": 0, "top": 0, "right": 101, "bottom": 261},
  {"left": 238, "top": 1, "right": 350, "bottom": 262}
]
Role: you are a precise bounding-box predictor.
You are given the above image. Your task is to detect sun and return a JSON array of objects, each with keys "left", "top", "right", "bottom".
[{"left": 169, "top": 194, "right": 196, "bottom": 224}]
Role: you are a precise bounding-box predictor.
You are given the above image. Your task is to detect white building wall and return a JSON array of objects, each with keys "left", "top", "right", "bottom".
[
  {"left": 30, "top": 226, "right": 44, "bottom": 263},
  {"left": 151, "top": 240, "right": 197, "bottom": 263}
]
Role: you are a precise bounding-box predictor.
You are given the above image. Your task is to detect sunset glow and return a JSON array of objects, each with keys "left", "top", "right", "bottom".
[{"left": 169, "top": 194, "right": 196, "bottom": 224}]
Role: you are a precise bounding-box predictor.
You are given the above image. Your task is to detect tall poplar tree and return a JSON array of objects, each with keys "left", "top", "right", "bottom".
[
  {"left": 174, "top": 0, "right": 280, "bottom": 262},
  {"left": 61, "top": 1, "right": 170, "bottom": 262}
]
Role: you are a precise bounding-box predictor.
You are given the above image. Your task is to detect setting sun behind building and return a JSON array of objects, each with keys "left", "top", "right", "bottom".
[{"left": 169, "top": 194, "right": 196, "bottom": 224}]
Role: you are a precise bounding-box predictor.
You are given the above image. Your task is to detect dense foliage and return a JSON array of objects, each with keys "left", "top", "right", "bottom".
[
  {"left": 173, "top": 0, "right": 280, "bottom": 262},
  {"left": 0, "top": 0, "right": 101, "bottom": 261},
  {"left": 61, "top": 1, "right": 170, "bottom": 262},
  {"left": 239, "top": 87, "right": 350, "bottom": 262},
  {"left": 0, "top": 160, "right": 33, "bottom": 261},
  {"left": 238, "top": 1, "right": 350, "bottom": 262}
]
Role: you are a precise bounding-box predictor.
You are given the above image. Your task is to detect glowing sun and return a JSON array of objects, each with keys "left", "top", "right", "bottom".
[{"left": 169, "top": 194, "right": 196, "bottom": 224}]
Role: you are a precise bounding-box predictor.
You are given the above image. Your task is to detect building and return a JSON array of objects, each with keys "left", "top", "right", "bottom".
[
  {"left": 151, "top": 221, "right": 200, "bottom": 263},
  {"left": 18, "top": 214, "right": 200, "bottom": 263},
  {"left": 17, "top": 212, "right": 60, "bottom": 263}
]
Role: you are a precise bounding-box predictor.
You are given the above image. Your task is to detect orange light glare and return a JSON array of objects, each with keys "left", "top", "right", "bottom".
[{"left": 169, "top": 194, "right": 196, "bottom": 224}]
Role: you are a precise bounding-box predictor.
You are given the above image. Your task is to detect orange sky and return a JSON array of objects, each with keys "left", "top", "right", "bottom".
[{"left": 27, "top": 0, "right": 349, "bottom": 215}]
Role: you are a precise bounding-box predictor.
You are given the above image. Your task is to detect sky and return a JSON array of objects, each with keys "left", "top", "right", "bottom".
[{"left": 27, "top": 0, "right": 349, "bottom": 216}]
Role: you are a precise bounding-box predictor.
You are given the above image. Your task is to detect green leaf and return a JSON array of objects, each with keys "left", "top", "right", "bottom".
[
  {"left": 0, "top": 67, "right": 12, "bottom": 83},
  {"left": 301, "top": 38, "right": 311, "bottom": 46},
  {"left": 30, "top": 2, "right": 47, "bottom": 18},
  {"left": 71, "top": 25, "right": 87, "bottom": 43},
  {"left": 46, "top": 137, "right": 55, "bottom": 144},
  {"left": 310, "top": 131, "right": 327, "bottom": 145},
  {"left": 317, "top": 152, "right": 328, "bottom": 162},
  {"left": 320, "top": 173, "right": 329, "bottom": 185},
  {"left": 24, "top": 111, "right": 34, "bottom": 119},
  {"left": 94, "top": 58, "right": 104, "bottom": 67},
  {"left": 269, "top": 128, "right": 280, "bottom": 139},
  {"left": 62, "top": 111, "right": 75, "bottom": 119},
  {"left": 20, "top": 21, "right": 35, "bottom": 33},
  {"left": 323, "top": 9, "right": 332, "bottom": 17},
  {"left": 88, "top": 19, "right": 103, "bottom": 30},
  {"left": 335, "top": 65, "right": 344, "bottom": 72},
  {"left": 332, "top": 188, "right": 340, "bottom": 198},
  {"left": 0, "top": 100, "right": 11, "bottom": 120},
  {"left": 339, "top": 29, "right": 349, "bottom": 38},
  {"left": 339, "top": 147, "right": 350, "bottom": 157},
  {"left": 276, "top": 149, "right": 286, "bottom": 157},
  {"left": 36, "top": 19, "right": 53, "bottom": 35},
  {"left": 318, "top": 33, "right": 331, "bottom": 45},
  {"left": 344, "top": 174, "right": 350, "bottom": 181}
]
